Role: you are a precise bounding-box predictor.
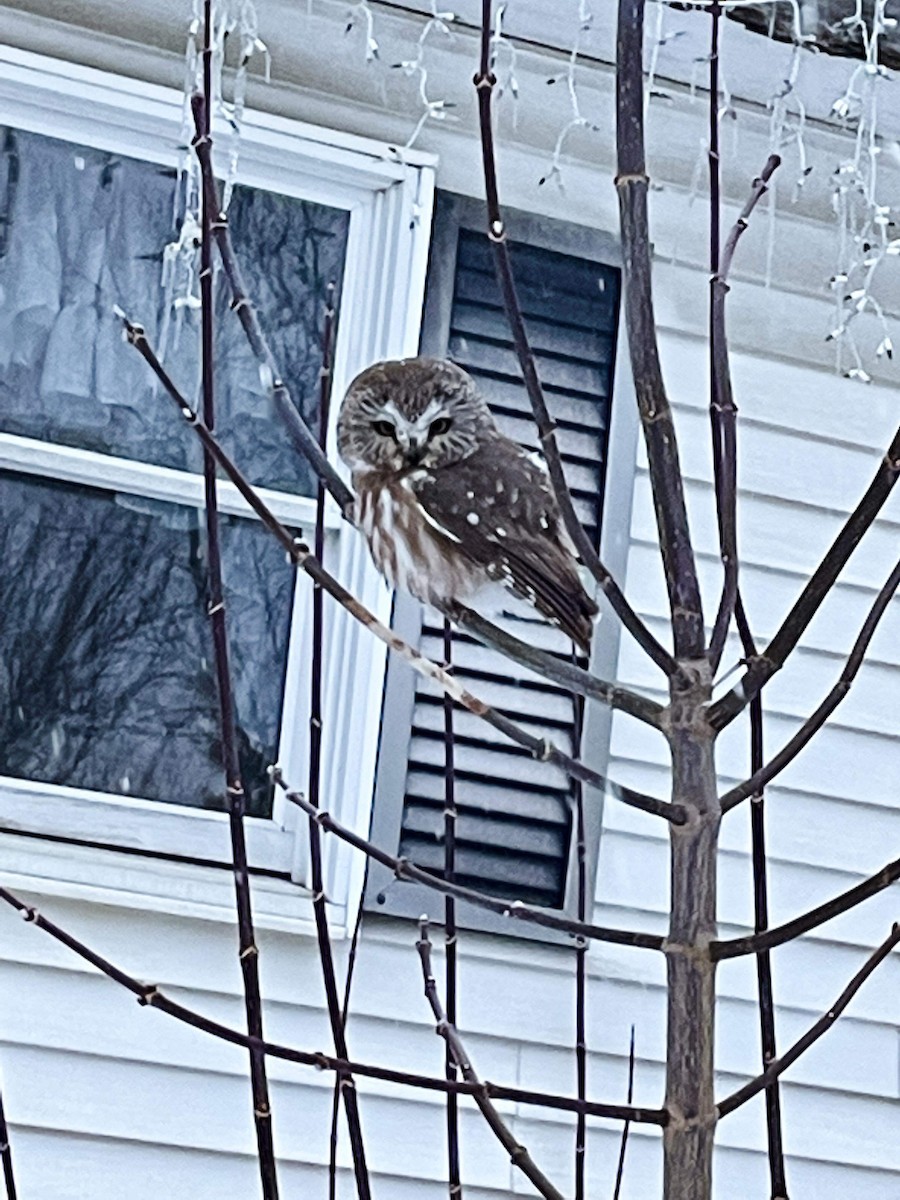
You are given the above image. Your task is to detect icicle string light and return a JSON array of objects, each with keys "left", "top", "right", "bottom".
[
  {"left": 826, "top": 0, "right": 895, "bottom": 379},
  {"left": 392, "top": 0, "right": 459, "bottom": 148},
  {"left": 539, "top": 1, "right": 602, "bottom": 189},
  {"left": 345, "top": 1, "right": 380, "bottom": 61},
  {"left": 161, "top": 0, "right": 268, "bottom": 360},
  {"left": 490, "top": 2, "right": 520, "bottom": 103}
]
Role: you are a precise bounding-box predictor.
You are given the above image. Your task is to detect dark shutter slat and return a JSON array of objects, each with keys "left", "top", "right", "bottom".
[
  {"left": 452, "top": 302, "right": 614, "bottom": 362},
  {"left": 406, "top": 771, "right": 569, "bottom": 822}
]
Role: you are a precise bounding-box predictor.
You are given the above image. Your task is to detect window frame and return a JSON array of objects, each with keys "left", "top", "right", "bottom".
[
  {"left": 366, "top": 192, "right": 641, "bottom": 940},
  {"left": 0, "top": 45, "right": 436, "bottom": 931}
]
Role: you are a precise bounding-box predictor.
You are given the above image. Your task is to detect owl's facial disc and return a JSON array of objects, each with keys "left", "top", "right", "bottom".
[{"left": 369, "top": 400, "right": 455, "bottom": 470}]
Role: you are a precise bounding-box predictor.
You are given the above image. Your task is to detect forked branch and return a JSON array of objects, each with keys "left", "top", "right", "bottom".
[
  {"left": 448, "top": 605, "right": 664, "bottom": 728},
  {"left": 274, "top": 772, "right": 666, "bottom": 950},
  {"left": 720, "top": 556, "right": 900, "bottom": 812},
  {"left": 717, "top": 924, "right": 900, "bottom": 1116},
  {"left": 616, "top": 0, "right": 705, "bottom": 660},
  {"left": 474, "top": 0, "right": 682, "bottom": 681},
  {"left": 0, "top": 886, "right": 667, "bottom": 1125},
  {"left": 118, "top": 313, "right": 685, "bottom": 823},
  {"left": 417, "top": 920, "right": 565, "bottom": 1200},
  {"left": 709, "top": 425, "right": 900, "bottom": 730}
]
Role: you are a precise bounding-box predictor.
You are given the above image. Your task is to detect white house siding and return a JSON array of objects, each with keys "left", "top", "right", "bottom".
[{"left": 0, "top": 1, "right": 897, "bottom": 1198}]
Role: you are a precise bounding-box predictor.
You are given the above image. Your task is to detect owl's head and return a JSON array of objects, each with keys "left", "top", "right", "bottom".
[{"left": 337, "top": 357, "right": 495, "bottom": 474}]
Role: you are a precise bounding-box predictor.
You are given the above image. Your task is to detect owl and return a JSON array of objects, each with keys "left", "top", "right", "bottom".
[{"left": 337, "top": 357, "right": 598, "bottom": 651}]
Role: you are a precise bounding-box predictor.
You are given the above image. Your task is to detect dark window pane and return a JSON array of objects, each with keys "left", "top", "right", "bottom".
[
  {"left": 0, "top": 127, "right": 349, "bottom": 495},
  {"left": 0, "top": 471, "right": 295, "bottom": 816}
]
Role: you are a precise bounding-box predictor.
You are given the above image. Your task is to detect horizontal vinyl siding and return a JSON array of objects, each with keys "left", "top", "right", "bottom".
[{"left": 0, "top": 883, "right": 897, "bottom": 1197}]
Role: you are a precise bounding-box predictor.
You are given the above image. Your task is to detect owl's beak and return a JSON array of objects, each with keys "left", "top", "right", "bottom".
[{"left": 405, "top": 436, "right": 427, "bottom": 467}]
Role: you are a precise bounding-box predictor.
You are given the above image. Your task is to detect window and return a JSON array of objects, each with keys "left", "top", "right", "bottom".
[
  {"left": 367, "top": 193, "right": 637, "bottom": 937},
  {"left": 0, "top": 47, "right": 435, "bottom": 926}
]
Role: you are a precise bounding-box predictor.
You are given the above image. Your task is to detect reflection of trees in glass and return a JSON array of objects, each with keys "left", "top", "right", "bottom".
[
  {"left": 0, "top": 126, "right": 348, "bottom": 494},
  {"left": 0, "top": 472, "right": 294, "bottom": 816}
]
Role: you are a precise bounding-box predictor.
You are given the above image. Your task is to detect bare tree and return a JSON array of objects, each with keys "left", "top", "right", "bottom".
[{"left": 1, "top": 2, "right": 898, "bottom": 1200}]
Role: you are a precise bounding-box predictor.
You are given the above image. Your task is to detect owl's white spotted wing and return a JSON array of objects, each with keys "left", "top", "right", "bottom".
[{"left": 410, "top": 437, "right": 597, "bottom": 650}]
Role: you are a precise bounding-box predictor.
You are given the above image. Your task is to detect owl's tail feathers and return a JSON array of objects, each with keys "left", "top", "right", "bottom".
[{"left": 505, "top": 548, "right": 598, "bottom": 654}]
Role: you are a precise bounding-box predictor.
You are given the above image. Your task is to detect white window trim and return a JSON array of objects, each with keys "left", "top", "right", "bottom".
[{"left": 0, "top": 46, "right": 436, "bottom": 933}]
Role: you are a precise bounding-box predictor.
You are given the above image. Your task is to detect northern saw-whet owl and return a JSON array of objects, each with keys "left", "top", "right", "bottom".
[{"left": 337, "top": 357, "right": 598, "bottom": 651}]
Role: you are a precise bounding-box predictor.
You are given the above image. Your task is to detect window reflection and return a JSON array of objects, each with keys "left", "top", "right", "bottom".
[
  {"left": 0, "top": 472, "right": 295, "bottom": 816},
  {"left": 0, "top": 127, "right": 349, "bottom": 495}
]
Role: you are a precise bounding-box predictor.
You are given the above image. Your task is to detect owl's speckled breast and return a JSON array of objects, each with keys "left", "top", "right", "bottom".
[{"left": 354, "top": 471, "right": 487, "bottom": 607}]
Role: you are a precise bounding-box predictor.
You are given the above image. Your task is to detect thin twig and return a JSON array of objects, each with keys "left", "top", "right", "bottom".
[
  {"left": 473, "top": 0, "right": 682, "bottom": 681},
  {"left": 573, "top": 686, "right": 587, "bottom": 1200},
  {"left": 193, "top": 50, "right": 279, "bottom": 1200},
  {"left": 0, "top": 1075, "right": 17, "bottom": 1200},
  {"left": 442, "top": 619, "right": 462, "bottom": 1200},
  {"left": 612, "top": 1026, "right": 636, "bottom": 1200},
  {"left": 709, "top": 424, "right": 900, "bottom": 729},
  {"left": 713, "top": 852, "right": 900, "bottom": 960},
  {"left": 616, "top": 0, "right": 705, "bottom": 661},
  {"left": 734, "top": 596, "right": 788, "bottom": 1197},
  {"left": 449, "top": 606, "right": 664, "bottom": 728},
  {"left": 117, "top": 311, "right": 687, "bottom": 823},
  {"left": 329, "top": 890, "right": 366, "bottom": 1200},
  {"left": 190, "top": 109, "right": 354, "bottom": 518},
  {"left": 707, "top": 107, "right": 782, "bottom": 669},
  {"left": 417, "top": 920, "right": 565, "bottom": 1200},
  {"left": 708, "top": 152, "right": 781, "bottom": 672},
  {"left": 307, "top": 289, "right": 371, "bottom": 1200},
  {"left": 721, "top": 557, "right": 900, "bottom": 812},
  {"left": 275, "top": 774, "right": 665, "bottom": 950},
  {"left": 707, "top": 2, "right": 727, "bottom": 670},
  {"left": 0, "top": 886, "right": 669, "bottom": 1125},
  {"left": 717, "top": 924, "right": 900, "bottom": 1116}
]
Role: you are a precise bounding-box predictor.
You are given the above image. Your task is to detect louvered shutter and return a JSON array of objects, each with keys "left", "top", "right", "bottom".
[{"left": 366, "top": 195, "right": 622, "bottom": 930}]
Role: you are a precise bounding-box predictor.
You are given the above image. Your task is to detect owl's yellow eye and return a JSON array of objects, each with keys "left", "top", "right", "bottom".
[
  {"left": 429, "top": 417, "right": 452, "bottom": 437},
  {"left": 372, "top": 420, "right": 397, "bottom": 439}
]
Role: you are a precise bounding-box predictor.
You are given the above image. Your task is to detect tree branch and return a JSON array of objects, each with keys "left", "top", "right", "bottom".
[
  {"left": 448, "top": 605, "right": 664, "bottom": 728},
  {"left": 709, "top": 426, "right": 900, "bottom": 729},
  {"left": 0, "top": 1075, "right": 17, "bottom": 1200},
  {"left": 612, "top": 1026, "right": 636, "bottom": 1200},
  {"left": 274, "top": 773, "right": 665, "bottom": 951},
  {"left": 713, "top": 853, "right": 900, "bottom": 960},
  {"left": 416, "top": 920, "right": 565, "bottom": 1200},
  {"left": 117, "top": 311, "right": 686, "bottom": 825},
  {"left": 306, "top": 289, "right": 371, "bottom": 1199},
  {"left": 190, "top": 103, "right": 355, "bottom": 518},
  {"left": 707, "top": 154, "right": 781, "bottom": 670},
  {"left": 616, "top": 0, "right": 705, "bottom": 661},
  {"left": 717, "top": 924, "right": 900, "bottom": 1116},
  {"left": 720, "top": 556, "right": 900, "bottom": 813},
  {"left": 441, "top": 620, "right": 463, "bottom": 1200},
  {"left": 192, "top": 59, "right": 279, "bottom": 1200},
  {"left": 734, "top": 597, "right": 788, "bottom": 1198},
  {"left": 474, "top": 0, "right": 682, "bottom": 681},
  {"left": 0, "top": 886, "right": 668, "bottom": 1126}
]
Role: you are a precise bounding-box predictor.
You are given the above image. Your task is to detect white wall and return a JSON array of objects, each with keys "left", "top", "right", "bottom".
[{"left": 0, "top": 2, "right": 897, "bottom": 1197}]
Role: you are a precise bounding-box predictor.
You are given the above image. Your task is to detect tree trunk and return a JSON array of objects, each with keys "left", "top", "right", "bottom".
[{"left": 664, "top": 662, "right": 720, "bottom": 1200}]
